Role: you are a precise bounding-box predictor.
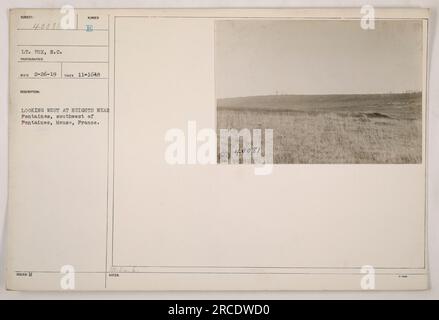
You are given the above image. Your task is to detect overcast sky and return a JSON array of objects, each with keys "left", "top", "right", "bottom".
[{"left": 215, "top": 20, "right": 423, "bottom": 98}]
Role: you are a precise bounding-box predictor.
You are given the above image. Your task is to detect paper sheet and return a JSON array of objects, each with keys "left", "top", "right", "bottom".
[{"left": 7, "top": 8, "right": 429, "bottom": 291}]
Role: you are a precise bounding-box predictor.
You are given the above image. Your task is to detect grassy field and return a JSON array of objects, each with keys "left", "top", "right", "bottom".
[{"left": 217, "top": 93, "right": 422, "bottom": 164}]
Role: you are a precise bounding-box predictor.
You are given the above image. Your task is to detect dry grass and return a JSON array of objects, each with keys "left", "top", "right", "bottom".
[{"left": 217, "top": 94, "right": 422, "bottom": 164}]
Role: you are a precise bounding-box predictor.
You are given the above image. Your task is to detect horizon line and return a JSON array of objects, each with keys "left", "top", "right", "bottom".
[{"left": 217, "top": 91, "right": 422, "bottom": 100}]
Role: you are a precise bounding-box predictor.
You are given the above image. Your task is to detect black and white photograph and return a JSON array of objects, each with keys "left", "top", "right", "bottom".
[
  {"left": 1, "top": 4, "right": 437, "bottom": 301},
  {"left": 215, "top": 20, "right": 423, "bottom": 164}
]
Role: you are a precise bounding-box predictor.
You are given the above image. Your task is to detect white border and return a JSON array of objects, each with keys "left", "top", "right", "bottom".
[{"left": 0, "top": 0, "right": 438, "bottom": 299}]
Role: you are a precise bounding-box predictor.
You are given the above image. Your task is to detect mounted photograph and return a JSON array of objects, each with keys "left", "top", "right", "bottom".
[{"left": 215, "top": 20, "right": 424, "bottom": 164}]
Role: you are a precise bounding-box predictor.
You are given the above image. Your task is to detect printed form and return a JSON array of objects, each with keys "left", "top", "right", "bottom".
[{"left": 7, "top": 8, "right": 429, "bottom": 290}]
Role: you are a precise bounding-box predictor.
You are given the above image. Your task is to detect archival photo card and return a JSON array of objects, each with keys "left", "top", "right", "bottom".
[{"left": 6, "top": 8, "right": 429, "bottom": 291}]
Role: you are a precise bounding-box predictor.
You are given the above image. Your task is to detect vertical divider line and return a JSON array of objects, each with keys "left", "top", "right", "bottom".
[{"left": 105, "top": 14, "right": 111, "bottom": 289}]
